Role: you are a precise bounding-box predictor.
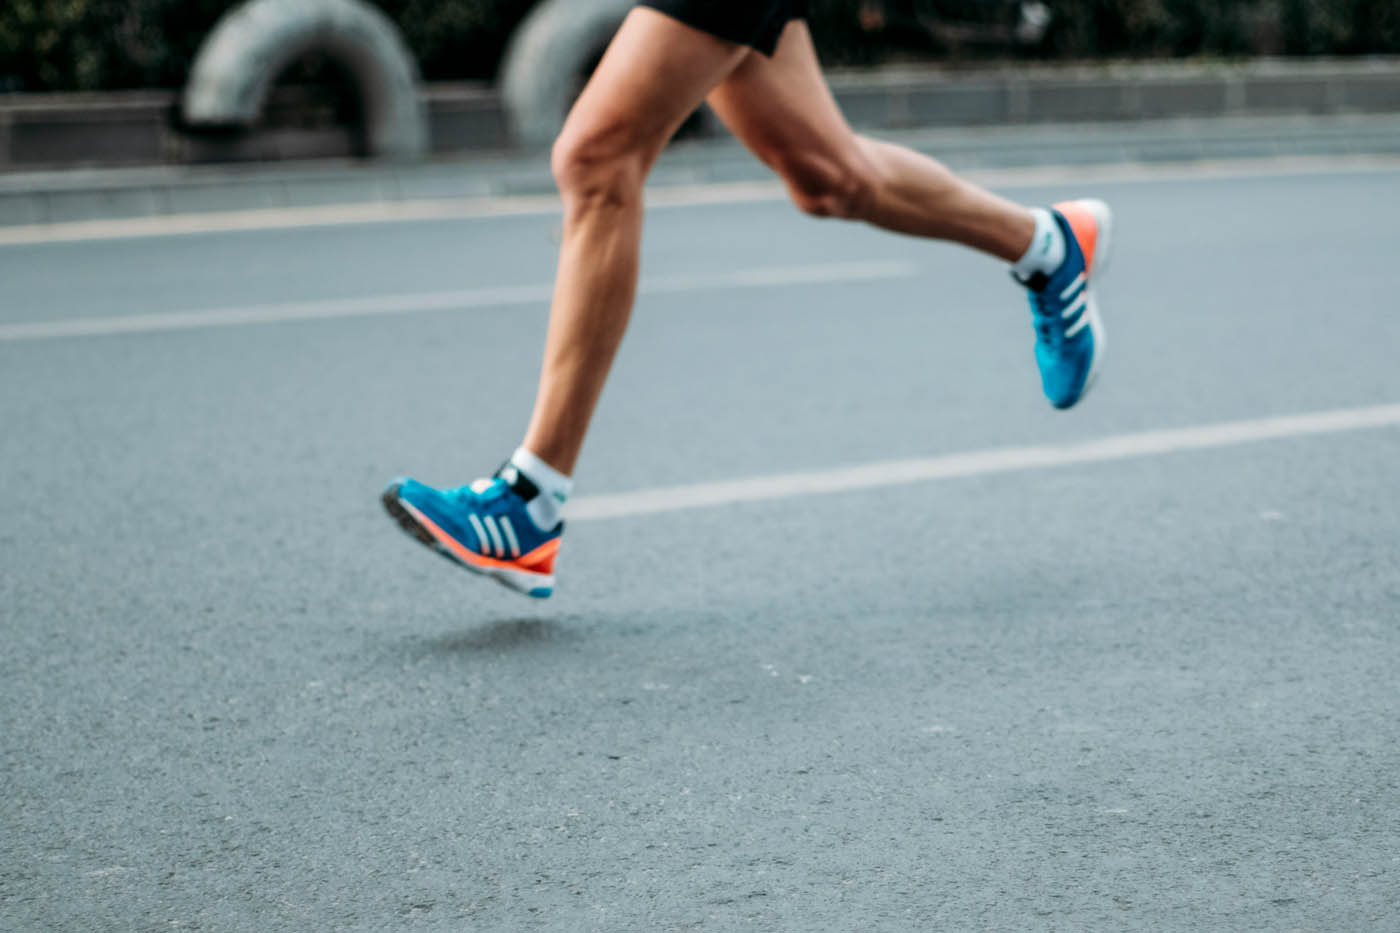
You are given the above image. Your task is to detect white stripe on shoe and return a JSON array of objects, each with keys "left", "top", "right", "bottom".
[
  {"left": 481, "top": 515, "right": 506, "bottom": 557},
  {"left": 466, "top": 514, "right": 494, "bottom": 556},
  {"left": 1065, "top": 303, "right": 1093, "bottom": 338},
  {"left": 499, "top": 516, "right": 521, "bottom": 559},
  {"left": 1059, "top": 272, "right": 1087, "bottom": 301}
]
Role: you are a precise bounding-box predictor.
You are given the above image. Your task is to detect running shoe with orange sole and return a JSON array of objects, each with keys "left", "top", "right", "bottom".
[
  {"left": 1015, "top": 199, "right": 1114, "bottom": 409},
  {"left": 382, "top": 466, "right": 561, "bottom": 598}
]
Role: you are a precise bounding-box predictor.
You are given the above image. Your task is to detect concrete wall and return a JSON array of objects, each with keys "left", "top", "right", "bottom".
[{"left": 2, "top": 59, "right": 1398, "bottom": 171}]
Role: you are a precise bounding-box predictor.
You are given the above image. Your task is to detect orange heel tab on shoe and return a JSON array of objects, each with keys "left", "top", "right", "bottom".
[
  {"left": 1054, "top": 200, "right": 1100, "bottom": 275},
  {"left": 517, "top": 538, "right": 560, "bottom": 574}
]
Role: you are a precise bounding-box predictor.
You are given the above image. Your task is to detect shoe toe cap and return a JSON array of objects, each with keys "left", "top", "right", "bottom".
[
  {"left": 1036, "top": 344, "right": 1094, "bottom": 410},
  {"left": 387, "top": 477, "right": 456, "bottom": 521}
]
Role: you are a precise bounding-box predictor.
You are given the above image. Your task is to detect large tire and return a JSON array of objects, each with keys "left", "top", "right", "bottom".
[
  {"left": 182, "top": 0, "right": 427, "bottom": 159},
  {"left": 498, "top": 0, "right": 636, "bottom": 148}
]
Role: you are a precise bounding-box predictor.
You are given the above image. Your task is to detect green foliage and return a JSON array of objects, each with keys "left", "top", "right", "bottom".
[
  {"left": 1045, "top": 0, "right": 1399, "bottom": 58},
  {"left": 372, "top": 0, "right": 535, "bottom": 81},
  {"left": 0, "top": 0, "right": 1397, "bottom": 93},
  {"left": 1042, "top": 0, "right": 1264, "bottom": 57},
  {"left": 0, "top": 0, "right": 533, "bottom": 92},
  {"left": 0, "top": 0, "right": 230, "bottom": 91},
  {"left": 809, "top": 0, "right": 1400, "bottom": 63},
  {"left": 1278, "top": 0, "right": 1400, "bottom": 54}
]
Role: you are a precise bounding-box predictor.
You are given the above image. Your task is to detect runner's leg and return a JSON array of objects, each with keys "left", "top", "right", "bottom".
[
  {"left": 384, "top": 9, "right": 1105, "bottom": 594},
  {"left": 520, "top": 9, "right": 750, "bottom": 474},
  {"left": 706, "top": 20, "right": 1035, "bottom": 261},
  {"left": 709, "top": 18, "right": 1112, "bottom": 413}
]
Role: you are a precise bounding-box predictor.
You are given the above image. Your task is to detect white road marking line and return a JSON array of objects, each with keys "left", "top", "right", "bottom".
[
  {"left": 0, "top": 192, "right": 567, "bottom": 248},
  {"left": 1, "top": 155, "right": 1396, "bottom": 247},
  {"left": 0, "top": 260, "right": 918, "bottom": 342},
  {"left": 568, "top": 402, "right": 1400, "bottom": 521}
]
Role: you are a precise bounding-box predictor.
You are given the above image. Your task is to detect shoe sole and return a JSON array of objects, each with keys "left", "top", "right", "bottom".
[
  {"left": 1081, "top": 198, "right": 1113, "bottom": 398},
  {"left": 381, "top": 484, "right": 554, "bottom": 598}
]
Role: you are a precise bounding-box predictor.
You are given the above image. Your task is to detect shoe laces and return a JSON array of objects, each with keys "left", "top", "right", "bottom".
[
  {"left": 1030, "top": 289, "right": 1067, "bottom": 346},
  {"left": 446, "top": 477, "right": 510, "bottom": 506},
  {"left": 1018, "top": 271, "right": 1068, "bottom": 348}
]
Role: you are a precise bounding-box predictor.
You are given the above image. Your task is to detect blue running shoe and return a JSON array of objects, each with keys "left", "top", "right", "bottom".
[
  {"left": 1016, "top": 199, "right": 1114, "bottom": 409},
  {"left": 382, "top": 465, "right": 562, "bottom": 598}
]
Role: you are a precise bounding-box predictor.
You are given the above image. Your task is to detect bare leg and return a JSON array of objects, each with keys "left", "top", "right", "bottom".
[
  {"left": 851, "top": 136, "right": 1036, "bottom": 261},
  {"left": 707, "top": 21, "right": 1036, "bottom": 262},
  {"left": 519, "top": 10, "right": 749, "bottom": 474},
  {"left": 521, "top": 16, "right": 1039, "bottom": 479}
]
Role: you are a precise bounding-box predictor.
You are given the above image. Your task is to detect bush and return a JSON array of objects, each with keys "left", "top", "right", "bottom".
[
  {"left": 1, "top": 0, "right": 1398, "bottom": 93},
  {"left": 0, "top": 0, "right": 534, "bottom": 92},
  {"left": 0, "top": 0, "right": 228, "bottom": 91},
  {"left": 1040, "top": 0, "right": 1399, "bottom": 58},
  {"left": 375, "top": 0, "right": 536, "bottom": 81},
  {"left": 809, "top": 0, "right": 1400, "bottom": 64},
  {"left": 1278, "top": 0, "right": 1400, "bottom": 54}
]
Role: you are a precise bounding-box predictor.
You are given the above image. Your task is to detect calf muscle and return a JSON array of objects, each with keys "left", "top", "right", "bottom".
[{"left": 521, "top": 9, "right": 749, "bottom": 473}]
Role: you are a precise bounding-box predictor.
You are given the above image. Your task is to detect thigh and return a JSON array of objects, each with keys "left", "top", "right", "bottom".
[
  {"left": 705, "top": 20, "right": 860, "bottom": 169},
  {"left": 559, "top": 7, "right": 752, "bottom": 163}
]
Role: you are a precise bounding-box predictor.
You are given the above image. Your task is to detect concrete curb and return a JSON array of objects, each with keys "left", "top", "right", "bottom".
[
  {"left": 3, "top": 114, "right": 1400, "bottom": 228},
  {"left": 824, "top": 57, "right": 1400, "bottom": 128}
]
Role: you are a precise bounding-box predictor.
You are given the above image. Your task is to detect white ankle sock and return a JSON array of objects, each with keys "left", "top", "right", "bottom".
[
  {"left": 1012, "top": 208, "right": 1066, "bottom": 281},
  {"left": 509, "top": 447, "right": 572, "bottom": 531}
]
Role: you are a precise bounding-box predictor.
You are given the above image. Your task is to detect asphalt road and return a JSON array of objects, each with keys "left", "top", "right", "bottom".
[{"left": 3, "top": 162, "right": 1400, "bottom": 930}]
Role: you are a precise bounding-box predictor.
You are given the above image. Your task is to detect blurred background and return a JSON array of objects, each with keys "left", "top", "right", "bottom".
[
  {"left": 2, "top": 0, "right": 1399, "bottom": 178},
  {"left": 5, "top": 0, "right": 1400, "bottom": 93}
]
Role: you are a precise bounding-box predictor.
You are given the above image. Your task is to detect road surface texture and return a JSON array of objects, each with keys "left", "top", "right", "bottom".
[{"left": 3, "top": 159, "right": 1399, "bottom": 930}]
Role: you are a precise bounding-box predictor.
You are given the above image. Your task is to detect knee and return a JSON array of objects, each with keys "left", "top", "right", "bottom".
[
  {"left": 776, "top": 149, "right": 877, "bottom": 220},
  {"left": 551, "top": 124, "right": 647, "bottom": 218}
]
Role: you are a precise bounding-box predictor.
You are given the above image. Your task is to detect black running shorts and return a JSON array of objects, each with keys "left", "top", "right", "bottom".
[{"left": 635, "top": 0, "right": 809, "bottom": 56}]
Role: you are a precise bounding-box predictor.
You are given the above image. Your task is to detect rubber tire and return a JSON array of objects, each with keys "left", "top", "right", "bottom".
[
  {"left": 498, "top": 0, "right": 636, "bottom": 148},
  {"left": 182, "top": 0, "right": 427, "bottom": 159}
]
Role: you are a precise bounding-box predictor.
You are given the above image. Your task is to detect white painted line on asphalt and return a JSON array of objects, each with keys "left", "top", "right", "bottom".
[
  {"left": 0, "top": 260, "right": 919, "bottom": 341},
  {"left": 0, "top": 192, "right": 569, "bottom": 248},
  {"left": 568, "top": 402, "right": 1400, "bottom": 521},
  {"left": 2, "top": 155, "right": 1397, "bottom": 247}
]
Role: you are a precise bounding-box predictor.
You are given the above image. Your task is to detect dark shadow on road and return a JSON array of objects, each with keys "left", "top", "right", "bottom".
[{"left": 415, "top": 616, "right": 578, "bottom": 657}]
